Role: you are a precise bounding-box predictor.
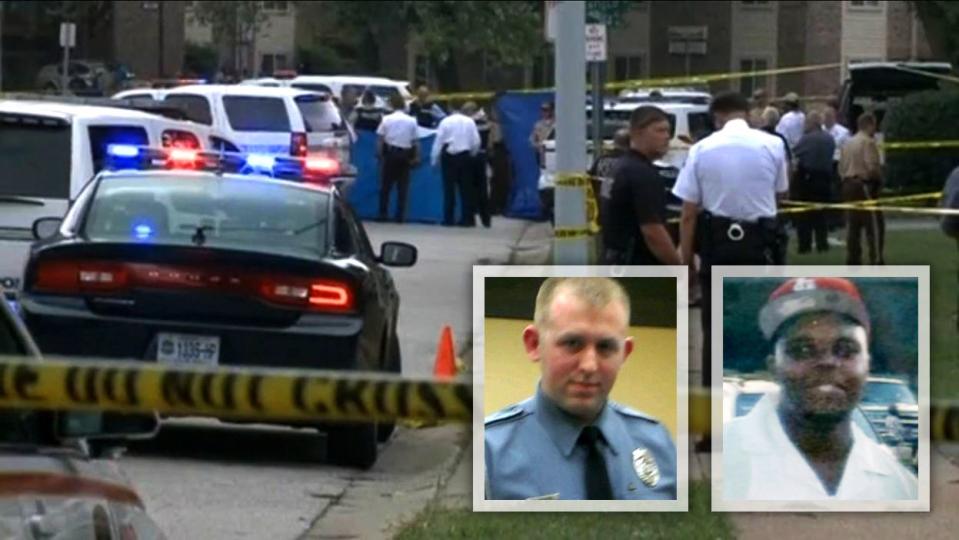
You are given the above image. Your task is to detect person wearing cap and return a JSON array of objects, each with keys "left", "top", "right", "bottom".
[
  {"left": 775, "top": 92, "right": 806, "bottom": 151},
  {"left": 723, "top": 277, "right": 918, "bottom": 501},
  {"left": 839, "top": 112, "right": 885, "bottom": 265},
  {"left": 673, "top": 91, "right": 789, "bottom": 402},
  {"left": 432, "top": 102, "right": 482, "bottom": 226},
  {"left": 485, "top": 278, "right": 677, "bottom": 500}
]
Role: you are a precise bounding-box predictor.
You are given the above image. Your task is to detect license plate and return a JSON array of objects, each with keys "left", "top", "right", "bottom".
[{"left": 156, "top": 333, "right": 220, "bottom": 367}]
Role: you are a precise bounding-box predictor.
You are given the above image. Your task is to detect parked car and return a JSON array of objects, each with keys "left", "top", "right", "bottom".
[
  {"left": 0, "top": 100, "right": 241, "bottom": 302},
  {"left": 36, "top": 60, "right": 133, "bottom": 96},
  {"left": 19, "top": 148, "right": 417, "bottom": 468},
  {"left": 0, "top": 293, "right": 165, "bottom": 539},
  {"left": 860, "top": 376, "right": 919, "bottom": 448},
  {"left": 288, "top": 75, "right": 412, "bottom": 109},
  {"left": 837, "top": 61, "right": 953, "bottom": 132}
]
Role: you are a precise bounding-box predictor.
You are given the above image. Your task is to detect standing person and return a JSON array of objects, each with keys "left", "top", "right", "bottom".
[
  {"left": 603, "top": 109, "right": 681, "bottom": 266},
  {"left": 431, "top": 102, "right": 481, "bottom": 226},
  {"left": 530, "top": 101, "right": 556, "bottom": 170},
  {"left": 776, "top": 92, "right": 806, "bottom": 152},
  {"left": 470, "top": 104, "right": 492, "bottom": 228},
  {"left": 749, "top": 88, "right": 769, "bottom": 128},
  {"left": 724, "top": 277, "right": 918, "bottom": 501},
  {"left": 351, "top": 90, "right": 385, "bottom": 132},
  {"left": 939, "top": 165, "right": 959, "bottom": 330},
  {"left": 759, "top": 106, "right": 793, "bottom": 164},
  {"left": 340, "top": 86, "right": 359, "bottom": 122},
  {"left": 838, "top": 112, "right": 885, "bottom": 265},
  {"left": 672, "top": 91, "right": 789, "bottom": 399},
  {"left": 409, "top": 85, "right": 447, "bottom": 129},
  {"left": 823, "top": 105, "right": 852, "bottom": 229},
  {"left": 488, "top": 106, "right": 512, "bottom": 216},
  {"left": 376, "top": 94, "right": 420, "bottom": 223},
  {"left": 485, "top": 278, "right": 677, "bottom": 500},
  {"left": 793, "top": 111, "right": 836, "bottom": 253},
  {"left": 589, "top": 128, "right": 631, "bottom": 234}
]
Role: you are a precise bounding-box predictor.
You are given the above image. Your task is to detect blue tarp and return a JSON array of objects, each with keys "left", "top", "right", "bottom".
[
  {"left": 495, "top": 91, "right": 555, "bottom": 219},
  {"left": 347, "top": 90, "right": 555, "bottom": 223}
]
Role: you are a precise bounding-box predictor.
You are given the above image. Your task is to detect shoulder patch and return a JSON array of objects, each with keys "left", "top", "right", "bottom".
[
  {"left": 610, "top": 402, "right": 661, "bottom": 425},
  {"left": 484, "top": 405, "right": 526, "bottom": 427}
]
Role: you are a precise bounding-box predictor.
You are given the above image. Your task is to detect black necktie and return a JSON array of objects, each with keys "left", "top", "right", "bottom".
[{"left": 578, "top": 426, "right": 613, "bottom": 500}]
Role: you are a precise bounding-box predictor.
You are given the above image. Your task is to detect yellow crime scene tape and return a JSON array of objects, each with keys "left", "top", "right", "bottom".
[
  {"left": 553, "top": 172, "right": 601, "bottom": 237},
  {"left": 0, "top": 356, "right": 471, "bottom": 424},
  {"left": 881, "top": 140, "right": 959, "bottom": 151}
]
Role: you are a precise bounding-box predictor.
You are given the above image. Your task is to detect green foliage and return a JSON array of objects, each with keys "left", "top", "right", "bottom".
[
  {"left": 883, "top": 90, "right": 959, "bottom": 190},
  {"left": 182, "top": 42, "right": 219, "bottom": 79},
  {"left": 911, "top": 1, "right": 959, "bottom": 67},
  {"left": 190, "top": 1, "right": 269, "bottom": 46}
]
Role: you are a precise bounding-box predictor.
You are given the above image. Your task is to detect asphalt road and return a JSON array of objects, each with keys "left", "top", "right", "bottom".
[{"left": 115, "top": 218, "right": 532, "bottom": 540}]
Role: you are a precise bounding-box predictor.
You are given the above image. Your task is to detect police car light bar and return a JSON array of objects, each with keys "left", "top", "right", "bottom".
[{"left": 106, "top": 144, "right": 140, "bottom": 158}]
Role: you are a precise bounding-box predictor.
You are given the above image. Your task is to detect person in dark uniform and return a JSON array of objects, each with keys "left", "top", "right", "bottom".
[
  {"left": 590, "top": 128, "right": 631, "bottom": 236},
  {"left": 602, "top": 106, "right": 681, "bottom": 266},
  {"left": 488, "top": 105, "right": 512, "bottom": 216},
  {"left": 431, "top": 102, "right": 481, "bottom": 226},
  {"left": 485, "top": 278, "right": 677, "bottom": 500},
  {"left": 470, "top": 104, "right": 492, "bottom": 228},
  {"left": 793, "top": 111, "right": 836, "bottom": 253},
  {"left": 672, "top": 91, "right": 789, "bottom": 404},
  {"left": 376, "top": 94, "right": 420, "bottom": 222},
  {"left": 409, "top": 85, "right": 447, "bottom": 129},
  {"left": 350, "top": 90, "right": 385, "bottom": 132}
]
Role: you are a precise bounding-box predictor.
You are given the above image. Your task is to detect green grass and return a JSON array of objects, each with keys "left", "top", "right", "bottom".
[
  {"left": 785, "top": 228, "right": 958, "bottom": 400},
  {"left": 394, "top": 482, "right": 734, "bottom": 540}
]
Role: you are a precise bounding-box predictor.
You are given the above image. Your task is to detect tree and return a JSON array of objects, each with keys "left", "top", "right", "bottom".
[
  {"left": 323, "top": 1, "right": 543, "bottom": 90},
  {"left": 911, "top": 1, "right": 959, "bottom": 67},
  {"left": 189, "top": 1, "right": 270, "bottom": 75}
]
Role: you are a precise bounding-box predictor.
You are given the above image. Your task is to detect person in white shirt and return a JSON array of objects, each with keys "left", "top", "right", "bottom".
[
  {"left": 775, "top": 92, "right": 806, "bottom": 151},
  {"left": 822, "top": 105, "right": 851, "bottom": 234},
  {"left": 672, "top": 91, "right": 789, "bottom": 408},
  {"left": 723, "top": 277, "right": 918, "bottom": 502},
  {"left": 823, "top": 105, "right": 851, "bottom": 159},
  {"left": 376, "top": 94, "right": 421, "bottom": 223},
  {"left": 431, "top": 102, "right": 481, "bottom": 226}
]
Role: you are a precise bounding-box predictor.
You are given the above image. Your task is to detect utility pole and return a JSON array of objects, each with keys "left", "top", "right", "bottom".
[
  {"left": 0, "top": 1, "right": 5, "bottom": 92},
  {"left": 553, "top": 0, "right": 589, "bottom": 265}
]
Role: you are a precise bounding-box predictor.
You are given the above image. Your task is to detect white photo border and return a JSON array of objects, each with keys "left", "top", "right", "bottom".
[
  {"left": 471, "top": 265, "right": 689, "bottom": 512},
  {"left": 710, "top": 265, "right": 931, "bottom": 512}
]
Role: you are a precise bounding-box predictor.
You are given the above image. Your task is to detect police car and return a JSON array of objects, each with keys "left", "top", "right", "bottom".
[
  {"left": 0, "top": 293, "right": 165, "bottom": 539},
  {"left": 17, "top": 145, "right": 416, "bottom": 469},
  {"left": 0, "top": 100, "right": 240, "bottom": 303}
]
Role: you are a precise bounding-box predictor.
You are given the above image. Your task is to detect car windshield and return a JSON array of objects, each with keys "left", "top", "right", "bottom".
[
  {"left": 83, "top": 175, "right": 332, "bottom": 258},
  {"left": 862, "top": 381, "right": 917, "bottom": 406},
  {"left": 295, "top": 95, "right": 343, "bottom": 132}
]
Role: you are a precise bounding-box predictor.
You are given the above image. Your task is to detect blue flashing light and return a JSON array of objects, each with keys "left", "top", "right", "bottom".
[
  {"left": 107, "top": 144, "right": 140, "bottom": 158},
  {"left": 133, "top": 223, "right": 154, "bottom": 240},
  {"left": 246, "top": 154, "right": 276, "bottom": 170}
]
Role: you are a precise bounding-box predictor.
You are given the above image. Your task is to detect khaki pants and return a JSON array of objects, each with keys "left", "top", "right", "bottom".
[{"left": 842, "top": 178, "right": 885, "bottom": 265}]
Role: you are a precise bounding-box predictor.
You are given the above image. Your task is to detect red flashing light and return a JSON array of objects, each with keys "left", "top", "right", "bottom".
[{"left": 305, "top": 156, "right": 340, "bottom": 176}]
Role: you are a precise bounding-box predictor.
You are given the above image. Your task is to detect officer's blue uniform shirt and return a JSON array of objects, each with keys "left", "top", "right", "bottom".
[{"left": 484, "top": 384, "right": 677, "bottom": 500}]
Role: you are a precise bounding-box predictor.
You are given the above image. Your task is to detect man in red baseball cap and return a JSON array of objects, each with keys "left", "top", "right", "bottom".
[{"left": 723, "top": 277, "right": 917, "bottom": 502}]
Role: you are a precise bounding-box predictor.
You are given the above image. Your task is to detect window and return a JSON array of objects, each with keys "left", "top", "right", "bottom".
[
  {"left": 261, "top": 1, "right": 288, "bottom": 11},
  {"left": 88, "top": 125, "right": 150, "bottom": 173},
  {"left": 295, "top": 95, "right": 343, "bottom": 133},
  {"left": 209, "top": 136, "right": 240, "bottom": 153},
  {"left": 260, "top": 54, "right": 288, "bottom": 76},
  {"left": 0, "top": 116, "right": 72, "bottom": 199},
  {"left": 291, "top": 83, "right": 333, "bottom": 94},
  {"left": 163, "top": 94, "right": 213, "bottom": 125},
  {"left": 613, "top": 55, "right": 643, "bottom": 82},
  {"left": 222, "top": 96, "right": 291, "bottom": 132},
  {"left": 738, "top": 58, "right": 769, "bottom": 97},
  {"left": 688, "top": 112, "right": 714, "bottom": 142}
]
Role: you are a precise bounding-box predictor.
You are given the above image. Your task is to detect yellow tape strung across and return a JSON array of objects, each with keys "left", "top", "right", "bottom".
[
  {"left": 0, "top": 357, "right": 471, "bottom": 424},
  {"left": 881, "top": 141, "right": 959, "bottom": 151},
  {"left": 782, "top": 192, "right": 943, "bottom": 207},
  {"left": 553, "top": 227, "right": 592, "bottom": 240}
]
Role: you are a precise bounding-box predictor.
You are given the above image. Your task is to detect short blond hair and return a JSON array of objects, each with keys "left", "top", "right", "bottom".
[{"left": 533, "top": 278, "right": 630, "bottom": 329}]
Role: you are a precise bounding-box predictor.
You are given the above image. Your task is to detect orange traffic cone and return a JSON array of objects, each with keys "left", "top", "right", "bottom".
[{"left": 433, "top": 325, "right": 457, "bottom": 378}]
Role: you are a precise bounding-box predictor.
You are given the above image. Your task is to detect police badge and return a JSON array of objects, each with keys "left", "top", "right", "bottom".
[{"left": 632, "top": 448, "right": 660, "bottom": 487}]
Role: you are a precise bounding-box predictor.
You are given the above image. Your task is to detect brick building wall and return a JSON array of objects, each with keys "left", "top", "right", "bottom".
[
  {"left": 802, "top": 0, "right": 843, "bottom": 98},
  {"left": 113, "top": 0, "right": 185, "bottom": 79},
  {"left": 649, "top": 0, "right": 734, "bottom": 91}
]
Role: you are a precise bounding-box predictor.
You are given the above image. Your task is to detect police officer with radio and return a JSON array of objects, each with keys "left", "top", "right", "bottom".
[{"left": 672, "top": 91, "right": 789, "bottom": 394}]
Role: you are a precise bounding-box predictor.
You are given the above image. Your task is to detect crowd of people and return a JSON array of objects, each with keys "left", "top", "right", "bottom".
[{"left": 339, "top": 84, "right": 510, "bottom": 227}]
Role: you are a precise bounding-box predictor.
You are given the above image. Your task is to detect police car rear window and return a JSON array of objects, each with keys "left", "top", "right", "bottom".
[
  {"left": 0, "top": 117, "right": 71, "bottom": 199},
  {"left": 84, "top": 176, "right": 331, "bottom": 257},
  {"left": 223, "top": 96, "right": 291, "bottom": 132},
  {"left": 164, "top": 94, "right": 213, "bottom": 125},
  {"left": 291, "top": 83, "right": 333, "bottom": 94},
  {"left": 295, "top": 96, "right": 342, "bottom": 133}
]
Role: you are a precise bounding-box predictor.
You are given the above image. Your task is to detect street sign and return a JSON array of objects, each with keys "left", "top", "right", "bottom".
[
  {"left": 59, "top": 22, "right": 76, "bottom": 49},
  {"left": 585, "top": 23, "right": 607, "bottom": 62}
]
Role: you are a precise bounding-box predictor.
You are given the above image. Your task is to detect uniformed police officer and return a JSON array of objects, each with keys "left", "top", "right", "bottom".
[
  {"left": 485, "top": 278, "right": 677, "bottom": 500},
  {"left": 470, "top": 105, "right": 492, "bottom": 228},
  {"left": 350, "top": 90, "right": 385, "bottom": 132},
  {"left": 673, "top": 91, "right": 789, "bottom": 396}
]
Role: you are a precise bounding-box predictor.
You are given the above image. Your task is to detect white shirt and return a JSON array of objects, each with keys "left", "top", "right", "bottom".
[
  {"left": 776, "top": 110, "right": 806, "bottom": 150},
  {"left": 723, "top": 393, "right": 918, "bottom": 502},
  {"left": 431, "top": 112, "right": 481, "bottom": 166},
  {"left": 672, "top": 118, "right": 789, "bottom": 221},
  {"left": 827, "top": 123, "right": 851, "bottom": 161},
  {"left": 376, "top": 110, "right": 418, "bottom": 149}
]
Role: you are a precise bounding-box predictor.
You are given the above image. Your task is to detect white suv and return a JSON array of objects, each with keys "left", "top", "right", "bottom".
[{"left": 0, "top": 100, "right": 228, "bottom": 299}]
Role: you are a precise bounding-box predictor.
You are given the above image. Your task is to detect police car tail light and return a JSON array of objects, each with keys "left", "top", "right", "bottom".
[
  {"left": 290, "top": 132, "right": 308, "bottom": 157},
  {"left": 259, "top": 276, "right": 354, "bottom": 313},
  {"left": 305, "top": 156, "right": 340, "bottom": 177},
  {"left": 33, "top": 260, "right": 129, "bottom": 294},
  {"left": 167, "top": 148, "right": 200, "bottom": 169}
]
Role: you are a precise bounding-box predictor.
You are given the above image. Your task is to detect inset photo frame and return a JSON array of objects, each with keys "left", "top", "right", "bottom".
[
  {"left": 472, "top": 265, "right": 689, "bottom": 512},
  {"left": 711, "top": 265, "right": 930, "bottom": 512}
]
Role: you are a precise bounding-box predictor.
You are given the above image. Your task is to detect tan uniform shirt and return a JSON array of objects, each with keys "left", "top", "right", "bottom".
[{"left": 838, "top": 132, "right": 881, "bottom": 182}]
